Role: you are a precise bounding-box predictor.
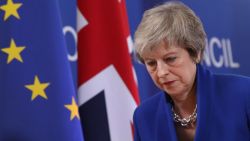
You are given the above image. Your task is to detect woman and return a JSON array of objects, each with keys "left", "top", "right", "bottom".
[{"left": 133, "top": 1, "right": 250, "bottom": 141}]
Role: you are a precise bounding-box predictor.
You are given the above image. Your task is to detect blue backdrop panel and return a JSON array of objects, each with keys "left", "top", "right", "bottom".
[{"left": 126, "top": 0, "right": 250, "bottom": 101}]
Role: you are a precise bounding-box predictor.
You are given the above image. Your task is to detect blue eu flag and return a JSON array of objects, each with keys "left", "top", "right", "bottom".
[{"left": 0, "top": 0, "right": 84, "bottom": 141}]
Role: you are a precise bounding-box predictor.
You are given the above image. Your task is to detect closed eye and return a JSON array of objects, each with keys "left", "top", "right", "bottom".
[
  {"left": 145, "top": 60, "right": 156, "bottom": 66},
  {"left": 164, "top": 56, "right": 177, "bottom": 63}
]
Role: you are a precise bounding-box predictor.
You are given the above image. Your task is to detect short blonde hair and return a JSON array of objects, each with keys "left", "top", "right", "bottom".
[{"left": 134, "top": 1, "right": 206, "bottom": 63}]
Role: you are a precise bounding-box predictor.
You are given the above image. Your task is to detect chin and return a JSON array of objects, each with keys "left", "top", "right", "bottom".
[{"left": 164, "top": 88, "right": 183, "bottom": 97}]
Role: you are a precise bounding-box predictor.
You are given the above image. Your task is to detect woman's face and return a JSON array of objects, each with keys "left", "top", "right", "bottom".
[{"left": 142, "top": 42, "right": 197, "bottom": 99}]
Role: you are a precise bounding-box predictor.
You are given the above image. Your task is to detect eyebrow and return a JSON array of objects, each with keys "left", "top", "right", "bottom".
[
  {"left": 160, "top": 51, "right": 178, "bottom": 59},
  {"left": 164, "top": 51, "right": 177, "bottom": 56},
  {"left": 144, "top": 51, "right": 178, "bottom": 61}
]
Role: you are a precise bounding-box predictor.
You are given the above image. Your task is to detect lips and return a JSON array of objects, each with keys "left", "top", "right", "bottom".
[{"left": 162, "top": 80, "right": 176, "bottom": 86}]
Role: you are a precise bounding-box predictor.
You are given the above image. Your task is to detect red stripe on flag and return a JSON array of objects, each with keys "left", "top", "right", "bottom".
[{"left": 78, "top": 0, "right": 139, "bottom": 104}]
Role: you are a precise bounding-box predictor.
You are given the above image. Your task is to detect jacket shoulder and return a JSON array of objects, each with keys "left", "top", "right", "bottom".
[
  {"left": 134, "top": 92, "right": 164, "bottom": 118},
  {"left": 214, "top": 73, "right": 250, "bottom": 90}
]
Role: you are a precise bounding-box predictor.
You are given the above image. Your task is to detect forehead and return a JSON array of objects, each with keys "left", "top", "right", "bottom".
[{"left": 141, "top": 42, "right": 181, "bottom": 58}]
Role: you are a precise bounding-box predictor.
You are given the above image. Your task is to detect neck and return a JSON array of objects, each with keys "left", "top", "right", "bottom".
[{"left": 171, "top": 83, "right": 196, "bottom": 118}]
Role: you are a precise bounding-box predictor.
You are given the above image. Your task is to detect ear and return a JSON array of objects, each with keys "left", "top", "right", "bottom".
[
  {"left": 195, "top": 51, "right": 201, "bottom": 63},
  {"left": 192, "top": 51, "right": 201, "bottom": 64}
]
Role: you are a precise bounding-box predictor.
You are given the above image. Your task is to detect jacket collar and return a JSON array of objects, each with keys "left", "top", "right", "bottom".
[
  {"left": 155, "top": 64, "right": 213, "bottom": 141},
  {"left": 195, "top": 64, "right": 213, "bottom": 141}
]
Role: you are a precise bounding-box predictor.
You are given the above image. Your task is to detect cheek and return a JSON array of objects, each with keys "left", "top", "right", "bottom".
[
  {"left": 148, "top": 72, "right": 162, "bottom": 87},
  {"left": 178, "top": 66, "right": 196, "bottom": 85},
  {"left": 148, "top": 72, "right": 157, "bottom": 82},
  {"left": 172, "top": 68, "right": 193, "bottom": 84},
  {"left": 146, "top": 67, "right": 156, "bottom": 80}
]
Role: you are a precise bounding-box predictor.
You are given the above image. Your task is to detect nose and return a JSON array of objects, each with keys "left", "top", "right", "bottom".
[{"left": 157, "top": 61, "right": 169, "bottom": 78}]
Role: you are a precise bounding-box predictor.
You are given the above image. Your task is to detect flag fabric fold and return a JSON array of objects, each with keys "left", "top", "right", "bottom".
[{"left": 77, "top": 0, "right": 139, "bottom": 140}]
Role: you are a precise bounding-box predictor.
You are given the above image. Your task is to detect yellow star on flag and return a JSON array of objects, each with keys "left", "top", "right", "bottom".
[
  {"left": 1, "top": 39, "right": 25, "bottom": 64},
  {"left": 25, "top": 75, "right": 50, "bottom": 101},
  {"left": 0, "top": 0, "right": 22, "bottom": 21},
  {"left": 65, "top": 97, "right": 80, "bottom": 120}
]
